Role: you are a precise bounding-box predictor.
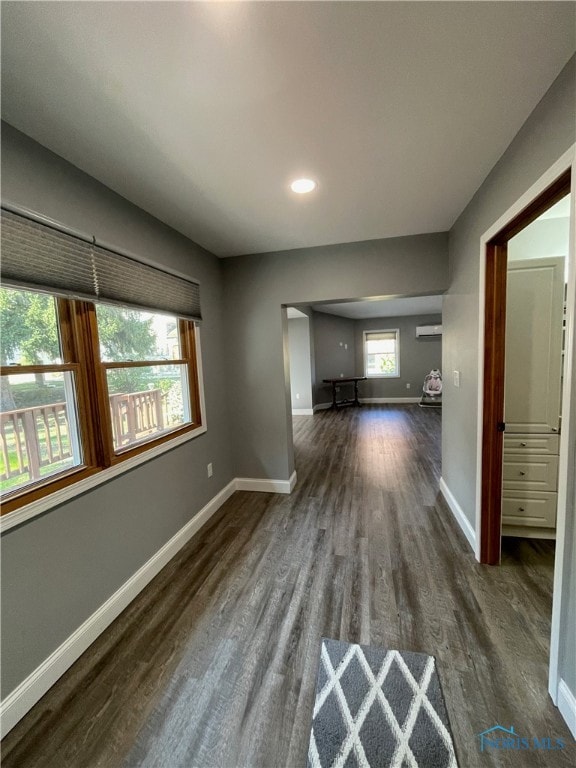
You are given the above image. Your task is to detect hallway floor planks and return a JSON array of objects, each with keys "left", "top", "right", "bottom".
[{"left": 2, "top": 405, "right": 573, "bottom": 767}]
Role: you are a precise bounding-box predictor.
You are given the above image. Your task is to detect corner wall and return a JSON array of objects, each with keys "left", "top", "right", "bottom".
[
  {"left": 222, "top": 232, "right": 449, "bottom": 479},
  {"left": 443, "top": 56, "right": 576, "bottom": 698},
  {"left": 0, "top": 123, "right": 234, "bottom": 697},
  {"left": 288, "top": 317, "right": 313, "bottom": 410},
  {"left": 312, "top": 312, "right": 356, "bottom": 405},
  {"left": 443, "top": 56, "right": 576, "bottom": 529}
]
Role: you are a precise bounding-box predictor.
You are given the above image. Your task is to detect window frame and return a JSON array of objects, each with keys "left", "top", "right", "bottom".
[
  {"left": 1, "top": 294, "right": 205, "bottom": 520},
  {"left": 363, "top": 328, "right": 401, "bottom": 378}
]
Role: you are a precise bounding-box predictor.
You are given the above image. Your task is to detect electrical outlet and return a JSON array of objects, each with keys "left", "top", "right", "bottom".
[
  {"left": 453, "top": 370, "right": 460, "bottom": 388},
  {"left": 406, "top": 382, "right": 411, "bottom": 389},
  {"left": 207, "top": 463, "right": 213, "bottom": 477},
  {"left": 296, "top": 393, "right": 300, "bottom": 400},
  {"left": 340, "top": 373, "right": 344, "bottom": 377},
  {"left": 344, "top": 343, "right": 348, "bottom": 350}
]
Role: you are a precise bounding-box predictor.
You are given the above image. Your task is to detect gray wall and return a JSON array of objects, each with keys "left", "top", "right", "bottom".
[
  {"left": 354, "top": 314, "right": 442, "bottom": 399},
  {"left": 0, "top": 123, "right": 234, "bottom": 696},
  {"left": 312, "top": 311, "right": 356, "bottom": 405},
  {"left": 222, "top": 232, "right": 449, "bottom": 480},
  {"left": 288, "top": 317, "right": 313, "bottom": 410},
  {"left": 442, "top": 56, "right": 576, "bottom": 693}
]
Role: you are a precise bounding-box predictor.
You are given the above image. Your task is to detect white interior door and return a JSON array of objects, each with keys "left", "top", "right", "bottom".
[{"left": 504, "top": 257, "right": 564, "bottom": 433}]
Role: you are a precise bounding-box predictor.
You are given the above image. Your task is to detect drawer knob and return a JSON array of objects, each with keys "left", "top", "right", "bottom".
[
  {"left": 519, "top": 471, "right": 526, "bottom": 476},
  {"left": 520, "top": 442, "right": 527, "bottom": 447},
  {"left": 518, "top": 507, "right": 525, "bottom": 512}
]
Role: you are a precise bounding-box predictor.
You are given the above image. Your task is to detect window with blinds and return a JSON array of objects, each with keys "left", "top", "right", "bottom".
[
  {"left": 0, "top": 208, "right": 204, "bottom": 516},
  {"left": 363, "top": 329, "right": 400, "bottom": 377}
]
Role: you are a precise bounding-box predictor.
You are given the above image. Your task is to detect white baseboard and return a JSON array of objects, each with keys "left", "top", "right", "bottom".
[
  {"left": 235, "top": 470, "right": 297, "bottom": 494},
  {"left": 292, "top": 408, "right": 314, "bottom": 416},
  {"left": 359, "top": 397, "right": 420, "bottom": 404},
  {"left": 439, "top": 477, "right": 476, "bottom": 553},
  {"left": 0, "top": 470, "right": 300, "bottom": 738},
  {"left": 558, "top": 678, "right": 576, "bottom": 738}
]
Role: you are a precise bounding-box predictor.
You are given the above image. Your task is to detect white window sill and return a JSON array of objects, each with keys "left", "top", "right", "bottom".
[
  {"left": 365, "top": 374, "right": 401, "bottom": 379},
  {"left": 0, "top": 424, "right": 207, "bottom": 533}
]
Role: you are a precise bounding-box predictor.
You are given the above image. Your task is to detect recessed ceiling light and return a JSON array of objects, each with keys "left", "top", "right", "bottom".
[{"left": 290, "top": 178, "right": 317, "bottom": 194}]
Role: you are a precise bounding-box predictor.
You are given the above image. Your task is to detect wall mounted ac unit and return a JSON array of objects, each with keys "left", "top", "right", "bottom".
[{"left": 416, "top": 325, "right": 443, "bottom": 338}]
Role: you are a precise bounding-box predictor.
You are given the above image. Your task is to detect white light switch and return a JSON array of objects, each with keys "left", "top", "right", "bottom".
[{"left": 453, "top": 370, "right": 460, "bottom": 388}]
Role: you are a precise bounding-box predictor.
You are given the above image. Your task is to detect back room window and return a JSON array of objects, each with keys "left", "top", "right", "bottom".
[{"left": 364, "top": 329, "right": 400, "bottom": 377}]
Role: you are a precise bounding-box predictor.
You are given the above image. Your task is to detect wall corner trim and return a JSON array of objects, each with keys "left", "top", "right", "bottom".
[
  {"left": 0, "top": 471, "right": 299, "bottom": 737},
  {"left": 439, "top": 477, "right": 476, "bottom": 553},
  {"left": 558, "top": 678, "right": 576, "bottom": 738},
  {"left": 235, "top": 471, "right": 297, "bottom": 494}
]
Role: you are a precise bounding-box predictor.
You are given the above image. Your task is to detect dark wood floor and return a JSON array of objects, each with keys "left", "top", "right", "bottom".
[{"left": 2, "top": 406, "right": 573, "bottom": 767}]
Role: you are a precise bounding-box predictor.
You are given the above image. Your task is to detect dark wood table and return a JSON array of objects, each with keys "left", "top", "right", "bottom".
[{"left": 323, "top": 377, "right": 367, "bottom": 409}]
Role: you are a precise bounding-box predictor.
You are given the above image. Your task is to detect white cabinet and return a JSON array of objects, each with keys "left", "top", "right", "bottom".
[
  {"left": 502, "top": 435, "right": 558, "bottom": 529},
  {"left": 504, "top": 258, "right": 563, "bottom": 434},
  {"left": 502, "top": 491, "right": 558, "bottom": 528},
  {"left": 503, "top": 434, "right": 559, "bottom": 455},
  {"left": 502, "top": 257, "right": 564, "bottom": 536},
  {"left": 502, "top": 454, "right": 558, "bottom": 492}
]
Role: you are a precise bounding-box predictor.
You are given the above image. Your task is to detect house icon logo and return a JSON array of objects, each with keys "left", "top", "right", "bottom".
[
  {"left": 478, "top": 725, "right": 517, "bottom": 752},
  {"left": 477, "top": 724, "right": 566, "bottom": 752}
]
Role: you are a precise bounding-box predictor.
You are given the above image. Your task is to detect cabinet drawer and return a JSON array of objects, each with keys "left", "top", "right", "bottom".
[
  {"left": 502, "top": 455, "right": 558, "bottom": 492},
  {"left": 504, "top": 434, "right": 559, "bottom": 455},
  {"left": 502, "top": 491, "right": 557, "bottom": 528}
]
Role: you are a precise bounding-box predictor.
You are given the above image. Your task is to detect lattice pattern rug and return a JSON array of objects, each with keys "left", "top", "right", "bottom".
[{"left": 307, "top": 638, "right": 458, "bottom": 768}]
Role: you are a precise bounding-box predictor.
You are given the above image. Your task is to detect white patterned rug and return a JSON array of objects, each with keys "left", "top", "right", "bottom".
[{"left": 307, "top": 638, "right": 459, "bottom": 768}]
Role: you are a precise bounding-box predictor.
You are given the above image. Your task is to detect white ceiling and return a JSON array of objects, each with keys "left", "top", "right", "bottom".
[
  {"left": 1, "top": 2, "right": 574, "bottom": 257},
  {"left": 311, "top": 295, "right": 443, "bottom": 320}
]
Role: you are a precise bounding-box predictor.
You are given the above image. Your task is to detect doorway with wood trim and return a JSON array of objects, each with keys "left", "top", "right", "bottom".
[{"left": 480, "top": 170, "right": 571, "bottom": 566}]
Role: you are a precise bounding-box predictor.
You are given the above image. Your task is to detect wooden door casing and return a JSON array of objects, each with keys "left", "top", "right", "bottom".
[{"left": 480, "top": 170, "right": 570, "bottom": 565}]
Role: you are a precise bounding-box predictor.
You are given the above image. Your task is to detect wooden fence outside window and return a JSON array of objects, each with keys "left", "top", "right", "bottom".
[{"left": 0, "top": 388, "right": 166, "bottom": 487}]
